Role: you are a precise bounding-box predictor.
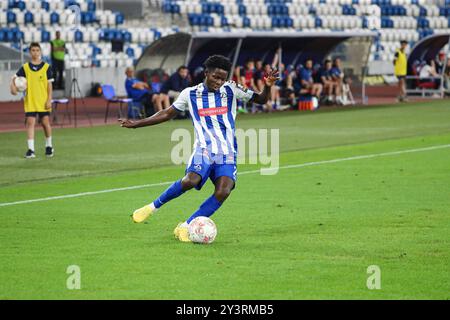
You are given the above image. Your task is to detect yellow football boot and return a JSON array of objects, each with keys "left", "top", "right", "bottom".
[
  {"left": 174, "top": 222, "right": 191, "bottom": 242},
  {"left": 131, "top": 204, "right": 154, "bottom": 223}
]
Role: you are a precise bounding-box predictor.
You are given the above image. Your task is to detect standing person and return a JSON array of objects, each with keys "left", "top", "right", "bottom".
[
  {"left": 119, "top": 55, "right": 279, "bottom": 242},
  {"left": 10, "top": 42, "right": 54, "bottom": 158},
  {"left": 50, "top": 31, "right": 65, "bottom": 90},
  {"left": 394, "top": 40, "right": 408, "bottom": 102}
]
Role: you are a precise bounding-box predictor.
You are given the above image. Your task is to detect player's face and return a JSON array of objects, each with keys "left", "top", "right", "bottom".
[
  {"left": 305, "top": 60, "right": 313, "bottom": 69},
  {"left": 30, "top": 47, "right": 41, "bottom": 60},
  {"left": 205, "top": 68, "right": 228, "bottom": 91}
]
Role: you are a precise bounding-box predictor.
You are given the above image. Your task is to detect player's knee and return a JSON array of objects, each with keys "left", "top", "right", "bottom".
[
  {"left": 181, "top": 175, "right": 201, "bottom": 190},
  {"left": 214, "top": 187, "right": 231, "bottom": 202}
]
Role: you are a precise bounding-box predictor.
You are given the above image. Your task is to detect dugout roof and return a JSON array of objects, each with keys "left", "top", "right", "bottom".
[
  {"left": 135, "top": 31, "right": 376, "bottom": 74},
  {"left": 408, "top": 33, "right": 450, "bottom": 65}
]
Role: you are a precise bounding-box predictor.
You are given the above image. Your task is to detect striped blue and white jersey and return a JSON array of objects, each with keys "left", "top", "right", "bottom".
[{"left": 172, "top": 81, "right": 254, "bottom": 156}]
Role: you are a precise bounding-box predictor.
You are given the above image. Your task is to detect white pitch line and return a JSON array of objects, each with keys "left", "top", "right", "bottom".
[{"left": 1, "top": 144, "right": 449, "bottom": 208}]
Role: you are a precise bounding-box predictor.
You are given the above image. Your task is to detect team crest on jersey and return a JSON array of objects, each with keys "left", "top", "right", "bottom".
[{"left": 194, "top": 164, "right": 202, "bottom": 171}]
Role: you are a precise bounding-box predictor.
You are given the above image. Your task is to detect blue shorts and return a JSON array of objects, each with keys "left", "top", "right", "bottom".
[{"left": 185, "top": 148, "right": 237, "bottom": 191}]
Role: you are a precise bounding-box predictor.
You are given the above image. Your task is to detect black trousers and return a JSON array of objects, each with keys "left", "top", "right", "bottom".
[
  {"left": 52, "top": 59, "right": 64, "bottom": 89},
  {"left": 138, "top": 92, "right": 155, "bottom": 117}
]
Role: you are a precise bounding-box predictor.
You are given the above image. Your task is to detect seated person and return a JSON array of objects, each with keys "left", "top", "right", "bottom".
[
  {"left": 158, "top": 66, "right": 190, "bottom": 111},
  {"left": 319, "top": 59, "right": 339, "bottom": 104},
  {"left": 419, "top": 59, "right": 439, "bottom": 88},
  {"left": 435, "top": 52, "right": 446, "bottom": 75},
  {"left": 125, "top": 67, "right": 160, "bottom": 117},
  {"left": 330, "top": 58, "right": 345, "bottom": 104},
  {"left": 300, "top": 59, "right": 323, "bottom": 99},
  {"left": 445, "top": 59, "right": 450, "bottom": 94},
  {"left": 240, "top": 59, "right": 257, "bottom": 91}
]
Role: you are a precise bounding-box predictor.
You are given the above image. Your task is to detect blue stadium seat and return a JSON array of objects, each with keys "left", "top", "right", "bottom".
[
  {"left": 238, "top": 4, "right": 246, "bottom": 16},
  {"left": 87, "top": 2, "right": 96, "bottom": 12},
  {"left": 126, "top": 47, "right": 134, "bottom": 58},
  {"left": 315, "top": 17, "right": 322, "bottom": 28},
  {"left": 122, "top": 31, "right": 132, "bottom": 42},
  {"left": 7, "top": 11, "right": 16, "bottom": 24},
  {"left": 115, "top": 12, "right": 124, "bottom": 25},
  {"left": 41, "top": 30, "right": 50, "bottom": 42},
  {"left": 75, "top": 30, "right": 83, "bottom": 42},
  {"left": 41, "top": 1, "right": 50, "bottom": 11},
  {"left": 24, "top": 11, "right": 33, "bottom": 24},
  {"left": 50, "top": 12, "right": 59, "bottom": 24}
]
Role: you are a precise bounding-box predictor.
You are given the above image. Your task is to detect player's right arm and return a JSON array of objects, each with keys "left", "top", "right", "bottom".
[
  {"left": 10, "top": 76, "right": 18, "bottom": 95},
  {"left": 10, "top": 67, "right": 25, "bottom": 95},
  {"left": 119, "top": 106, "right": 179, "bottom": 129},
  {"left": 119, "top": 88, "right": 189, "bottom": 129}
]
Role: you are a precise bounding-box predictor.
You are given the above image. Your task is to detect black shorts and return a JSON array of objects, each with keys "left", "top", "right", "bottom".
[
  {"left": 25, "top": 112, "right": 50, "bottom": 119},
  {"left": 397, "top": 76, "right": 406, "bottom": 80}
]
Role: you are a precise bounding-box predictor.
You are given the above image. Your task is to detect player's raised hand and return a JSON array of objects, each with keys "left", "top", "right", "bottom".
[
  {"left": 264, "top": 69, "right": 280, "bottom": 87},
  {"left": 118, "top": 118, "right": 137, "bottom": 129}
]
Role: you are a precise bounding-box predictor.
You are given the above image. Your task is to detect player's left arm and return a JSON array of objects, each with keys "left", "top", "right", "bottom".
[
  {"left": 46, "top": 66, "right": 54, "bottom": 110},
  {"left": 250, "top": 69, "right": 279, "bottom": 104}
]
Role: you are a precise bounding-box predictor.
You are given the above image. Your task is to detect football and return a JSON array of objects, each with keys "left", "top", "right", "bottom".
[
  {"left": 14, "top": 77, "right": 27, "bottom": 92},
  {"left": 188, "top": 216, "right": 217, "bottom": 244}
]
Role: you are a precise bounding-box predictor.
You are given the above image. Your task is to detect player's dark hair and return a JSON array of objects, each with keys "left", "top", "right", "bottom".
[
  {"left": 29, "top": 42, "right": 41, "bottom": 50},
  {"left": 400, "top": 40, "right": 408, "bottom": 45},
  {"left": 204, "top": 55, "right": 232, "bottom": 73},
  {"left": 324, "top": 59, "right": 332, "bottom": 64}
]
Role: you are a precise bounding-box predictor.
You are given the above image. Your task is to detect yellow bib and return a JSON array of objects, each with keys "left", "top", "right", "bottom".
[
  {"left": 23, "top": 62, "right": 50, "bottom": 112},
  {"left": 394, "top": 49, "right": 407, "bottom": 76}
]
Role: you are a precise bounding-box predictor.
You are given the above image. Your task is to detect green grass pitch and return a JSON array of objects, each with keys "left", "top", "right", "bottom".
[{"left": 0, "top": 101, "right": 449, "bottom": 299}]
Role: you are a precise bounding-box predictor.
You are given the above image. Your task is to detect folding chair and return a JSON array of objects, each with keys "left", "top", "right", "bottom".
[
  {"left": 51, "top": 98, "right": 70, "bottom": 125},
  {"left": 101, "top": 84, "right": 132, "bottom": 123}
]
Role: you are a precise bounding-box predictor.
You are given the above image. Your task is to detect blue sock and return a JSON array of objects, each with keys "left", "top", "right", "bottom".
[
  {"left": 153, "top": 179, "right": 185, "bottom": 209},
  {"left": 187, "top": 195, "right": 222, "bottom": 224}
]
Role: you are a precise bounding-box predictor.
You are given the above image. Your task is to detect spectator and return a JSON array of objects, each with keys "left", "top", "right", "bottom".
[
  {"left": 158, "top": 66, "right": 191, "bottom": 111},
  {"left": 253, "top": 59, "right": 264, "bottom": 85},
  {"left": 419, "top": 59, "right": 439, "bottom": 89},
  {"left": 444, "top": 58, "right": 450, "bottom": 94},
  {"left": 319, "top": 59, "right": 338, "bottom": 104},
  {"left": 240, "top": 59, "right": 256, "bottom": 91},
  {"left": 125, "top": 67, "right": 159, "bottom": 117},
  {"left": 300, "top": 59, "right": 323, "bottom": 99},
  {"left": 50, "top": 30, "right": 65, "bottom": 90},
  {"left": 435, "top": 51, "right": 446, "bottom": 74},
  {"left": 393, "top": 40, "right": 408, "bottom": 102},
  {"left": 330, "top": 58, "right": 344, "bottom": 105}
]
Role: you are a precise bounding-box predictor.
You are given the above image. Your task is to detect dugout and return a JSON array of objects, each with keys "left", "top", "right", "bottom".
[
  {"left": 406, "top": 33, "right": 450, "bottom": 98},
  {"left": 136, "top": 31, "right": 376, "bottom": 104}
]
